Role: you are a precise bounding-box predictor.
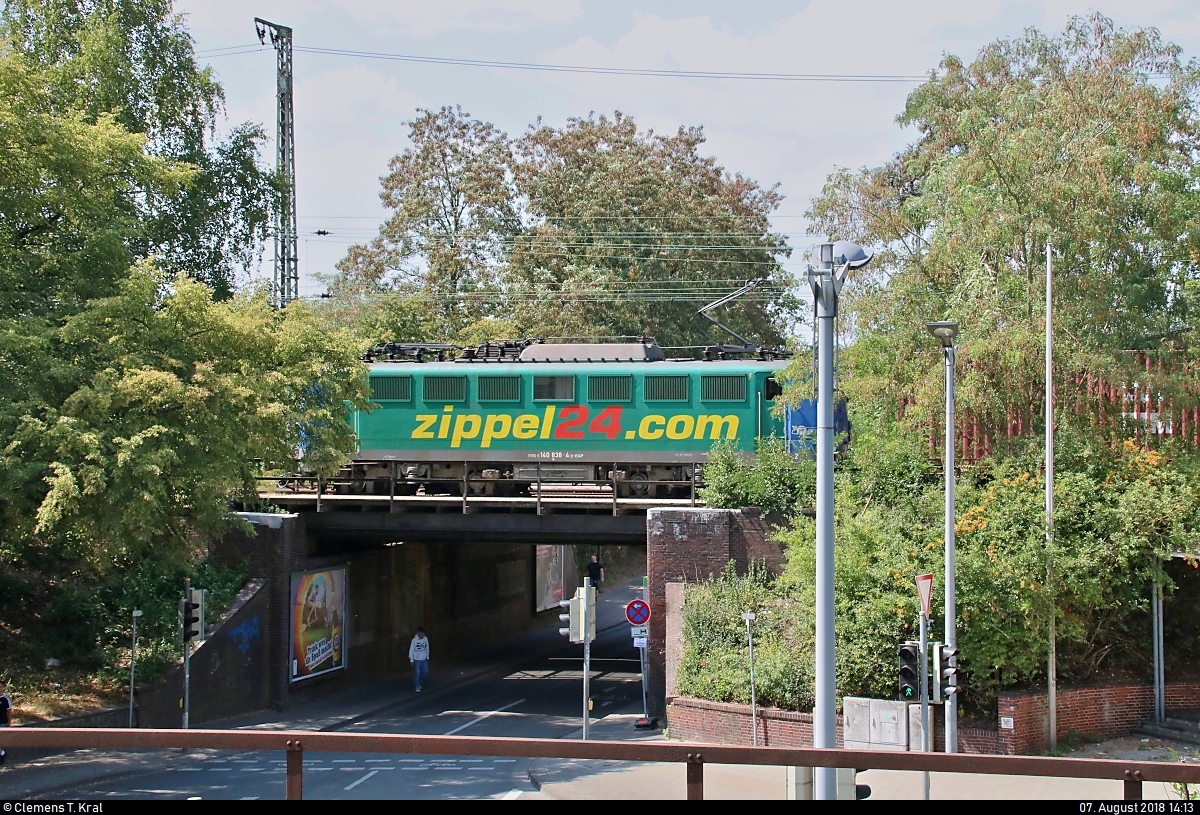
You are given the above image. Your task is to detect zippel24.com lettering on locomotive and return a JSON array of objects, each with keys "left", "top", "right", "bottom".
[{"left": 408, "top": 404, "right": 740, "bottom": 449}]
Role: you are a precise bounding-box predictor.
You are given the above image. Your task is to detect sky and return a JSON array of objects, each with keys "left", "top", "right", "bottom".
[{"left": 173, "top": 0, "right": 1200, "bottom": 298}]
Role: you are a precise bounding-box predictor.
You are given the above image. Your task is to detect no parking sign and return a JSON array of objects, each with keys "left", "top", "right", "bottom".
[{"left": 625, "top": 599, "right": 651, "bottom": 626}]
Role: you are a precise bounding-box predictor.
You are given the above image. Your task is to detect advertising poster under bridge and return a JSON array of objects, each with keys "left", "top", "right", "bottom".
[
  {"left": 290, "top": 567, "right": 348, "bottom": 682},
  {"left": 535, "top": 545, "right": 576, "bottom": 613}
]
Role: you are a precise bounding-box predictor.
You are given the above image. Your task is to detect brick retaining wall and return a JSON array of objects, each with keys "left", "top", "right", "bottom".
[
  {"left": 998, "top": 682, "right": 1200, "bottom": 754},
  {"left": 667, "top": 696, "right": 843, "bottom": 748},
  {"left": 668, "top": 681, "right": 1200, "bottom": 755}
]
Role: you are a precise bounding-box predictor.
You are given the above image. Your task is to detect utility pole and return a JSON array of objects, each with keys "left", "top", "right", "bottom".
[
  {"left": 1046, "top": 241, "right": 1057, "bottom": 750},
  {"left": 255, "top": 18, "right": 298, "bottom": 307}
]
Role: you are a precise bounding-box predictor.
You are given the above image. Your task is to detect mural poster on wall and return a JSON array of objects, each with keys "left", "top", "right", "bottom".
[{"left": 290, "top": 567, "right": 347, "bottom": 682}]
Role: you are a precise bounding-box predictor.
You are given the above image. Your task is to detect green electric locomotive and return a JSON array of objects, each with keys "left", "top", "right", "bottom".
[{"left": 344, "top": 339, "right": 786, "bottom": 498}]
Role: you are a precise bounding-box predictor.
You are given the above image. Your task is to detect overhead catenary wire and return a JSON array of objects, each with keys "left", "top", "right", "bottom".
[{"left": 195, "top": 42, "right": 930, "bottom": 83}]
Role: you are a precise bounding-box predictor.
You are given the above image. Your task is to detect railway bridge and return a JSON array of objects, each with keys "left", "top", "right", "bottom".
[{"left": 152, "top": 485, "right": 781, "bottom": 729}]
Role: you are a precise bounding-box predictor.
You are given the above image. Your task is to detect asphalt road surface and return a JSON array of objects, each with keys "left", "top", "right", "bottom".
[{"left": 59, "top": 604, "right": 646, "bottom": 800}]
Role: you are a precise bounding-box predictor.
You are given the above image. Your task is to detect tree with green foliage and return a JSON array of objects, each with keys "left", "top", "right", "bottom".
[
  {"left": 0, "top": 7, "right": 363, "bottom": 678},
  {"left": 327, "top": 109, "right": 794, "bottom": 349},
  {"left": 2, "top": 0, "right": 277, "bottom": 298},
  {"left": 333, "top": 106, "right": 518, "bottom": 338},
  {"left": 807, "top": 14, "right": 1200, "bottom": 436},
  {"left": 506, "top": 112, "right": 794, "bottom": 345}
]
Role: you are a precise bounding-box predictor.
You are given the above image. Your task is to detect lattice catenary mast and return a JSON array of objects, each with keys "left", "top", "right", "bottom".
[{"left": 255, "top": 18, "right": 298, "bottom": 307}]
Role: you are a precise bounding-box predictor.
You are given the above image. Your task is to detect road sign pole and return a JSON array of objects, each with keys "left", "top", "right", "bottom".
[
  {"left": 640, "top": 584, "right": 650, "bottom": 720},
  {"left": 919, "top": 610, "right": 930, "bottom": 801},
  {"left": 915, "top": 572, "right": 933, "bottom": 799}
]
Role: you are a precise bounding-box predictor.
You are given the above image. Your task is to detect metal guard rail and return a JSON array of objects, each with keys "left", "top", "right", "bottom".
[
  {"left": 5, "top": 728, "right": 1197, "bottom": 800},
  {"left": 256, "top": 466, "right": 703, "bottom": 515}
]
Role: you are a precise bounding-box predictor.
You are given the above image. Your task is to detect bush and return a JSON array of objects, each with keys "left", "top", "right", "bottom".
[
  {"left": 0, "top": 550, "right": 247, "bottom": 685},
  {"left": 679, "top": 429, "right": 1200, "bottom": 715},
  {"left": 700, "top": 438, "right": 816, "bottom": 513},
  {"left": 675, "top": 561, "right": 815, "bottom": 710}
]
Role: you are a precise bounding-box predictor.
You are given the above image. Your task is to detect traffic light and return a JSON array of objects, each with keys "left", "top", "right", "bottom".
[
  {"left": 559, "top": 595, "right": 583, "bottom": 643},
  {"left": 582, "top": 584, "right": 596, "bottom": 642},
  {"left": 898, "top": 642, "right": 920, "bottom": 702},
  {"left": 182, "top": 588, "right": 205, "bottom": 643},
  {"left": 558, "top": 586, "right": 596, "bottom": 644},
  {"left": 933, "top": 643, "right": 958, "bottom": 703}
]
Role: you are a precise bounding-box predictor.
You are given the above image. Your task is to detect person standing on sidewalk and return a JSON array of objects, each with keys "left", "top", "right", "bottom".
[
  {"left": 408, "top": 628, "right": 430, "bottom": 692},
  {"left": 586, "top": 555, "right": 604, "bottom": 593},
  {"left": 0, "top": 680, "right": 12, "bottom": 767}
]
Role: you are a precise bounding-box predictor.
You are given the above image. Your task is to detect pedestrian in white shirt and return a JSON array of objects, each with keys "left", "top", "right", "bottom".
[{"left": 409, "top": 628, "right": 430, "bottom": 692}]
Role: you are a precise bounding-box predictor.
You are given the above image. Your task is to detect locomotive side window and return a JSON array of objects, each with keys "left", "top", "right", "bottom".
[
  {"left": 588, "top": 375, "right": 632, "bottom": 402},
  {"left": 644, "top": 375, "right": 689, "bottom": 402},
  {"left": 701, "top": 375, "right": 747, "bottom": 401},
  {"left": 534, "top": 376, "right": 574, "bottom": 401},
  {"left": 478, "top": 375, "right": 521, "bottom": 402},
  {"left": 763, "top": 376, "right": 783, "bottom": 400},
  {"left": 423, "top": 375, "right": 467, "bottom": 402},
  {"left": 369, "top": 374, "right": 412, "bottom": 401}
]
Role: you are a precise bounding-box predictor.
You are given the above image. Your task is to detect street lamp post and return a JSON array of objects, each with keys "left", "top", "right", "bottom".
[
  {"left": 129, "top": 609, "right": 142, "bottom": 728},
  {"left": 809, "top": 241, "right": 872, "bottom": 800},
  {"left": 743, "top": 611, "right": 758, "bottom": 747},
  {"left": 926, "top": 320, "right": 959, "bottom": 753}
]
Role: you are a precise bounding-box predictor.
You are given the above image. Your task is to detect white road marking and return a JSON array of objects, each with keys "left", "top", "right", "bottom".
[
  {"left": 502, "top": 790, "right": 523, "bottom": 800},
  {"left": 209, "top": 768, "right": 232, "bottom": 773},
  {"left": 468, "top": 767, "right": 496, "bottom": 771},
  {"left": 176, "top": 768, "right": 203, "bottom": 772},
  {"left": 310, "top": 767, "right": 334, "bottom": 772},
  {"left": 443, "top": 699, "right": 525, "bottom": 736},
  {"left": 344, "top": 770, "right": 379, "bottom": 790},
  {"left": 234, "top": 760, "right": 258, "bottom": 763},
  {"left": 338, "top": 767, "right": 367, "bottom": 771},
  {"left": 333, "top": 759, "right": 355, "bottom": 763},
  {"left": 240, "top": 797, "right": 259, "bottom": 801},
  {"left": 494, "top": 759, "right": 516, "bottom": 763},
  {"left": 401, "top": 767, "right": 427, "bottom": 771},
  {"left": 398, "top": 759, "right": 424, "bottom": 763},
  {"left": 365, "top": 759, "right": 392, "bottom": 763}
]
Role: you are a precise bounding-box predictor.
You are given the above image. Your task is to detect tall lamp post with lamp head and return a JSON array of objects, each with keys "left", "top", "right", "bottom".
[
  {"left": 925, "top": 320, "right": 959, "bottom": 753},
  {"left": 808, "top": 240, "right": 872, "bottom": 799}
]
